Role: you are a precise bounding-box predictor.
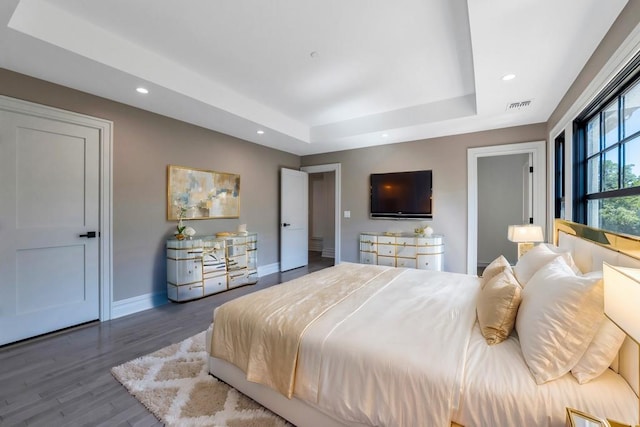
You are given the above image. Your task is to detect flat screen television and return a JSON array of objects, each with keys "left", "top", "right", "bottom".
[{"left": 370, "top": 170, "right": 432, "bottom": 219}]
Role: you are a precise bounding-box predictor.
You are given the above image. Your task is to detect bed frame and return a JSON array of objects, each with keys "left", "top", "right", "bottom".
[{"left": 207, "top": 219, "right": 640, "bottom": 427}]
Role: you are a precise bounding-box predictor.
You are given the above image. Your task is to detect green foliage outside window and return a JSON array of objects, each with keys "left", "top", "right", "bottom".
[{"left": 595, "top": 160, "right": 640, "bottom": 236}]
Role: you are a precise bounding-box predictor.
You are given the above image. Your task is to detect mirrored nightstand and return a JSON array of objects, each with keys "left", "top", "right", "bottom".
[{"left": 566, "top": 408, "right": 633, "bottom": 427}]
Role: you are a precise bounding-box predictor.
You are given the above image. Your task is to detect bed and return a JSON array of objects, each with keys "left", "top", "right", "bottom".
[{"left": 206, "top": 220, "right": 640, "bottom": 427}]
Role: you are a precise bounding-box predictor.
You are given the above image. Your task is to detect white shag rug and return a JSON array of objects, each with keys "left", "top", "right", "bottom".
[{"left": 111, "top": 331, "right": 292, "bottom": 427}]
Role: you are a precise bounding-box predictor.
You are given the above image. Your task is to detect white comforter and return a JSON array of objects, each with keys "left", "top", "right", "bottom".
[
  {"left": 455, "top": 323, "right": 638, "bottom": 427},
  {"left": 294, "top": 266, "right": 481, "bottom": 427}
]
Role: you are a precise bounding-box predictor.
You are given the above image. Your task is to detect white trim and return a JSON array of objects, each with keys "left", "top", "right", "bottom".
[
  {"left": 113, "top": 261, "right": 280, "bottom": 320},
  {"left": 467, "top": 141, "right": 546, "bottom": 275},
  {"left": 300, "top": 163, "right": 342, "bottom": 264},
  {"left": 548, "top": 21, "right": 640, "bottom": 231},
  {"left": 112, "top": 291, "right": 168, "bottom": 319},
  {"left": 0, "top": 95, "right": 114, "bottom": 321},
  {"left": 258, "top": 262, "right": 280, "bottom": 277}
]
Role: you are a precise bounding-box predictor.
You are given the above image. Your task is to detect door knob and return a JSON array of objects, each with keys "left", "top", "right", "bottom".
[
  {"left": 282, "top": 223, "right": 291, "bottom": 227},
  {"left": 79, "top": 231, "right": 97, "bottom": 238}
]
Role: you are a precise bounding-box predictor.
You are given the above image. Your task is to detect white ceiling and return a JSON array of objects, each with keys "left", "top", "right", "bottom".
[{"left": 0, "top": 0, "right": 628, "bottom": 155}]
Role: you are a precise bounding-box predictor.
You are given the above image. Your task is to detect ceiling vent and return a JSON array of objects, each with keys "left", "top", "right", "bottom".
[{"left": 506, "top": 99, "right": 533, "bottom": 111}]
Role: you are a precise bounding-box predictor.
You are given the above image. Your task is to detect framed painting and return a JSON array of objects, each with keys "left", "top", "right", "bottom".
[{"left": 167, "top": 165, "right": 240, "bottom": 220}]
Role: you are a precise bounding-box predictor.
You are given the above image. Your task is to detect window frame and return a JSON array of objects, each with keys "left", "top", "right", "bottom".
[{"left": 573, "top": 52, "right": 640, "bottom": 230}]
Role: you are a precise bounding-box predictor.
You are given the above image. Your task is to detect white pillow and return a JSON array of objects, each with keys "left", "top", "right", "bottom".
[
  {"left": 570, "top": 271, "right": 626, "bottom": 384},
  {"left": 571, "top": 317, "right": 625, "bottom": 384},
  {"left": 515, "top": 257, "right": 604, "bottom": 384},
  {"left": 539, "top": 243, "right": 582, "bottom": 275},
  {"left": 513, "top": 244, "right": 563, "bottom": 286}
]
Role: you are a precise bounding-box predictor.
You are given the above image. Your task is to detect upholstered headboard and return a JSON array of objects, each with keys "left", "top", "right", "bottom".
[{"left": 553, "top": 219, "right": 640, "bottom": 398}]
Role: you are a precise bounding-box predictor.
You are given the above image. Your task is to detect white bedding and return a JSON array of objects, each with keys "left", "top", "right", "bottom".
[
  {"left": 454, "top": 324, "right": 638, "bottom": 426},
  {"left": 209, "top": 257, "right": 640, "bottom": 427},
  {"left": 293, "top": 267, "right": 480, "bottom": 427}
]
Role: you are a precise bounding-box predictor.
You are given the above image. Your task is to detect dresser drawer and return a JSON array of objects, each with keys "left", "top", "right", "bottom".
[
  {"left": 417, "top": 254, "right": 443, "bottom": 271},
  {"left": 227, "top": 243, "right": 246, "bottom": 256},
  {"left": 204, "top": 274, "right": 227, "bottom": 294},
  {"left": 167, "top": 283, "right": 205, "bottom": 302},
  {"left": 417, "top": 244, "right": 444, "bottom": 255},
  {"left": 360, "top": 240, "right": 377, "bottom": 252},
  {"left": 377, "top": 256, "right": 396, "bottom": 267},
  {"left": 396, "top": 244, "right": 416, "bottom": 258},
  {"left": 396, "top": 257, "right": 417, "bottom": 268},
  {"left": 377, "top": 244, "right": 396, "bottom": 257},
  {"left": 360, "top": 234, "right": 377, "bottom": 244},
  {"left": 167, "top": 259, "right": 203, "bottom": 285},
  {"left": 377, "top": 235, "right": 396, "bottom": 245},
  {"left": 417, "top": 235, "right": 443, "bottom": 246},
  {"left": 228, "top": 271, "right": 249, "bottom": 288},
  {"left": 360, "top": 252, "right": 377, "bottom": 265},
  {"left": 247, "top": 250, "right": 257, "bottom": 268},
  {"left": 227, "top": 254, "right": 247, "bottom": 270},
  {"left": 247, "top": 270, "right": 258, "bottom": 284}
]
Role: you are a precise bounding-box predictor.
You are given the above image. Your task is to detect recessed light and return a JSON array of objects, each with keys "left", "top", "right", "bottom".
[
  {"left": 136, "top": 87, "right": 149, "bottom": 94},
  {"left": 502, "top": 74, "right": 516, "bottom": 81},
  {"left": 310, "top": 51, "right": 319, "bottom": 59},
  {"left": 257, "top": 130, "right": 264, "bottom": 135}
]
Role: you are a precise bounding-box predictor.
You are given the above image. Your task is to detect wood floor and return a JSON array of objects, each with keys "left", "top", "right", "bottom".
[{"left": 0, "top": 253, "right": 334, "bottom": 427}]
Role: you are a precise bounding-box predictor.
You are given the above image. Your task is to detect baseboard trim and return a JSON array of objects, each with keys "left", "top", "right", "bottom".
[
  {"left": 258, "top": 262, "right": 280, "bottom": 277},
  {"left": 112, "top": 262, "right": 281, "bottom": 319},
  {"left": 112, "top": 291, "right": 168, "bottom": 319}
]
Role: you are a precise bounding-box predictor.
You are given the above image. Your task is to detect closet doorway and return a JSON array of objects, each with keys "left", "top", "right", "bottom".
[{"left": 467, "top": 141, "right": 546, "bottom": 275}]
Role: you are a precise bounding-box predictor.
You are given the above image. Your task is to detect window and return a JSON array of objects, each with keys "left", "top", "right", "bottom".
[{"left": 575, "top": 67, "right": 640, "bottom": 236}]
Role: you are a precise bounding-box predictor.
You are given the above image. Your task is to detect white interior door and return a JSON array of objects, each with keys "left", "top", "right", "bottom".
[
  {"left": 0, "top": 110, "right": 100, "bottom": 345},
  {"left": 280, "top": 168, "right": 308, "bottom": 271}
]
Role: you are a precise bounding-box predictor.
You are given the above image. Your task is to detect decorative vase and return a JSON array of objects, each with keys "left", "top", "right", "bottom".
[
  {"left": 184, "top": 227, "right": 196, "bottom": 239},
  {"left": 424, "top": 226, "right": 434, "bottom": 237},
  {"left": 175, "top": 233, "right": 185, "bottom": 240}
]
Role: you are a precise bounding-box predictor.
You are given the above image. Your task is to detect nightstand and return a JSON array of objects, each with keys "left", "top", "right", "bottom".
[{"left": 566, "top": 408, "right": 633, "bottom": 427}]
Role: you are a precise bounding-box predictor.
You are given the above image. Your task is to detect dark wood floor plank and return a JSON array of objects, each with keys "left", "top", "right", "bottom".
[{"left": 0, "top": 253, "right": 332, "bottom": 426}]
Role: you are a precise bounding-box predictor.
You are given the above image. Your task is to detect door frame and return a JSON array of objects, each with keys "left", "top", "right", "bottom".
[
  {"left": 0, "top": 95, "right": 114, "bottom": 321},
  {"left": 467, "top": 141, "right": 545, "bottom": 275},
  {"left": 300, "top": 163, "right": 341, "bottom": 264}
]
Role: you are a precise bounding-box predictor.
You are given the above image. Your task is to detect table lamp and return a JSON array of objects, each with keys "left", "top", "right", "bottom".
[
  {"left": 507, "top": 224, "right": 544, "bottom": 259},
  {"left": 603, "top": 262, "right": 640, "bottom": 427}
]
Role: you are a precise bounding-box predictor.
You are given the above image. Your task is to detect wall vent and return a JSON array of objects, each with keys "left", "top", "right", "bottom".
[{"left": 506, "top": 100, "right": 533, "bottom": 111}]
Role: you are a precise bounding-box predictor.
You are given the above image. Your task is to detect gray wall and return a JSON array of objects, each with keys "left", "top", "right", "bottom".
[
  {"left": 477, "top": 153, "right": 529, "bottom": 266},
  {"left": 301, "top": 124, "right": 547, "bottom": 273},
  {"left": 0, "top": 69, "right": 300, "bottom": 302}
]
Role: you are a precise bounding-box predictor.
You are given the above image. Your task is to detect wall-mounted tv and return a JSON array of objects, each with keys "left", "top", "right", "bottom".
[{"left": 370, "top": 170, "right": 432, "bottom": 219}]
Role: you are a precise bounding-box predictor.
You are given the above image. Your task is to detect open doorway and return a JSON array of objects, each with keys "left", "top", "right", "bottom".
[
  {"left": 300, "top": 163, "right": 342, "bottom": 264},
  {"left": 477, "top": 153, "right": 531, "bottom": 271},
  {"left": 467, "top": 141, "right": 546, "bottom": 275},
  {"left": 309, "top": 171, "right": 336, "bottom": 265}
]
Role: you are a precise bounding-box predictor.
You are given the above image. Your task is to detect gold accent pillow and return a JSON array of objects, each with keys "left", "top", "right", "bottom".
[
  {"left": 481, "top": 255, "right": 512, "bottom": 289},
  {"left": 477, "top": 269, "right": 522, "bottom": 345}
]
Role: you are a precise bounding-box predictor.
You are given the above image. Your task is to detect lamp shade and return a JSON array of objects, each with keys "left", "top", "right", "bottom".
[
  {"left": 604, "top": 262, "right": 640, "bottom": 343},
  {"left": 507, "top": 225, "right": 544, "bottom": 243}
]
